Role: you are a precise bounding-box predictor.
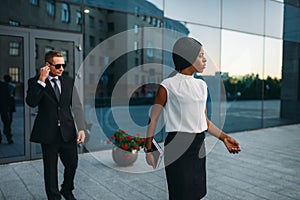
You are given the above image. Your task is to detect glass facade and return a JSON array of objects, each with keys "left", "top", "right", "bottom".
[{"left": 0, "top": 0, "right": 299, "bottom": 163}]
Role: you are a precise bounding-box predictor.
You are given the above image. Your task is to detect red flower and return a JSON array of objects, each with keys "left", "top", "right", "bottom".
[
  {"left": 136, "top": 132, "right": 141, "bottom": 137},
  {"left": 121, "top": 130, "right": 126, "bottom": 133},
  {"left": 126, "top": 135, "right": 131, "bottom": 141},
  {"left": 132, "top": 145, "right": 138, "bottom": 149},
  {"left": 121, "top": 144, "right": 129, "bottom": 150},
  {"left": 137, "top": 138, "right": 142, "bottom": 143}
]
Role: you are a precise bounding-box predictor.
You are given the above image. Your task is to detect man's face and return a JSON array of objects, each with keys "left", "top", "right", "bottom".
[{"left": 48, "top": 56, "right": 65, "bottom": 77}]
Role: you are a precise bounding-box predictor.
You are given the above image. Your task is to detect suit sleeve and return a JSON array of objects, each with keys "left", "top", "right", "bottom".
[{"left": 26, "top": 77, "right": 45, "bottom": 108}]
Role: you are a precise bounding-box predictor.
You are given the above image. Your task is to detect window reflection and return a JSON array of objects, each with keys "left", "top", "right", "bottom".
[
  {"left": 222, "top": 0, "right": 264, "bottom": 35},
  {"left": 165, "top": 0, "right": 221, "bottom": 27},
  {"left": 0, "top": 35, "right": 25, "bottom": 158},
  {"left": 266, "top": 0, "right": 283, "bottom": 38},
  {"left": 264, "top": 37, "right": 282, "bottom": 80},
  {"left": 46, "top": 0, "right": 55, "bottom": 17},
  {"left": 61, "top": 3, "right": 70, "bottom": 23},
  {"left": 9, "top": 42, "right": 21, "bottom": 56},
  {"left": 284, "top": 4, "right": 300, "bottom": 42},
  {"left": 221, "top": 30, "right": 264, "bottom": 77},
  {"left": 221, "top": 30, "right": 264, "bottom": 131},
  {"left": 263, "top": 38, "right": 282, "bottom": 127},
  {"left": 76, "top": 11, "right": 82, "bottom": 25}
]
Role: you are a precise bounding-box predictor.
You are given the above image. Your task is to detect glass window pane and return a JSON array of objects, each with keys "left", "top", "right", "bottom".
[
  {"left": 221, "top": 30, "right": 264, "bottom": 77},
  {"left": 47, "top": 0, "right": 55, "bottom": 17},
  {"left": 221, "top": 30, "right": 264, "bottom": 131},
  {"left": 165, "top": 0, "right": 221, "bottom": 27},
  {"left": 222, "top": 0, "right": 264, "bottom": 35},
  {"left": 263, "top": 37, "right": 283, "bottom": 127},
  {"left": 1, "top": 1, "right": 81, "bottom": 32},
  {"left": 264, "top": 37, "right": 282, "bottom": 80},
  {"left": 83, "top": 0, "right": 163, "bottom": 18},
  {"left": 0, "top": 35, "right": 25, "bottom": 158},
  {"left": 61, "top": 3, "right": 70, "bottom": 23},
  {"left": 266, "top": 0, "right": 283, "bottom": 38},
  {"left": 29, "top": 0, "right": 39, "bottom": 6},
  {"left": 285, "top": 0, "right": 300, "bottom": 6},
  {"left": 284, "top": 4, "right": 300, "bottom": 42},
  {"left": 76, "top": 11, "right": 82, "bottom": 25}
]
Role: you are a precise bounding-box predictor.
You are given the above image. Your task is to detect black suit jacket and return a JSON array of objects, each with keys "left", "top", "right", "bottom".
[
  {"left": 0, "top": 81, "right": 10, "bottom": 114},
  {"left": 26, "top": 75, "right": 85, "bottom": 144}
]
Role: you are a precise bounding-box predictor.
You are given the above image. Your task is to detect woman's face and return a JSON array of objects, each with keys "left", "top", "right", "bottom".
[{"left": 192, "top": 48, "right": 206, "bottom": 73}]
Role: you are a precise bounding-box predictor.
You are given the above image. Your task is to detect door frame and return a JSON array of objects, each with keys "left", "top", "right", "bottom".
[
  {"left": 0, "top": 25, "right": 30, "bottom": 164},
  {"left": 0, "top": 25, "right": 83, "bottom": 163},
  {"left": 29, "top": 29, "right": 83, "bottom": 159}
]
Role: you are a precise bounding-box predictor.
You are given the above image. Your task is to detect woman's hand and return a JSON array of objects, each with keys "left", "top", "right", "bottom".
[
  {"left": 223, "top": 137, "right": 241, "bottom": 154},
  {"left": 146, "top": 152, "right": 156, "bottom": 169}
]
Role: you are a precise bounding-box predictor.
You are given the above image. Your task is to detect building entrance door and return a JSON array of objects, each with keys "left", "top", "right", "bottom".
[{"left": 0, "top": 25, "right": 82, "bottom": 164}]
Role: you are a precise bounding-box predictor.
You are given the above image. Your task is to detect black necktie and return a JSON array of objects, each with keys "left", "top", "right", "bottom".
[{"left": 51, "top": 78, "right": 60, "bottom": 101}]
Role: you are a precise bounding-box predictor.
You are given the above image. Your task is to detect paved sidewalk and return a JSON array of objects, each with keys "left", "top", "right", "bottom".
[{"left": 0, "top": 124, "right": 299, "bottom": 200}]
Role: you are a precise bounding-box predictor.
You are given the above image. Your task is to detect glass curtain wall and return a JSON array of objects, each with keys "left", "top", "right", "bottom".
[{"left": 1, "top": 0, "right": 299, "bottom": 154}]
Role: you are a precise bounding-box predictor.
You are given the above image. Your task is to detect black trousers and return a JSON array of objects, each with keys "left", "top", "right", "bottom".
[
  {"left": 164, "top": 132, "right": 206, "bottom": 200},
  {"left": 41, "top": 128, "right": 78, "bottom": 200},
  {"left": 0, "top": 111, "right": 12, "bottom": 141}
]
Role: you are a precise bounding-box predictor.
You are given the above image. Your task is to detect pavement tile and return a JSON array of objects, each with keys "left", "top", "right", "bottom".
[
  {"left": 0, "top": 124, "right": 299, "bottom": 200},
  {"left": 249, "top": 186, "right": 296, "bottom": 200}
]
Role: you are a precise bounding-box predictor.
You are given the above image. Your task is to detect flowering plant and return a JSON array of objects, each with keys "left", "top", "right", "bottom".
[{"left": 108, "top": 129, "right": 146, "bottom": 152}]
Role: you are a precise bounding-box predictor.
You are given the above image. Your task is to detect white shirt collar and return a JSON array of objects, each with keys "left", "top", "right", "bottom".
[{"left": 48, "top": 76, "right": 59, "bottom": 81}]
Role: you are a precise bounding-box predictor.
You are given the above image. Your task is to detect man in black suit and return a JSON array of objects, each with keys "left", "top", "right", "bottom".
[
  {"left": 0, "top": 79, "right": 13, "bottom": 144},
  {"left": 26, "top": 50, "right": 86, "bottom": 200}
]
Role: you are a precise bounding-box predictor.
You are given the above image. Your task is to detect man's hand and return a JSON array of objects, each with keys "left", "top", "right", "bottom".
[
  {"left": 223, "top": 137, "right": 241, "bottom": 154},
  {"left": 39, "top": 65, "right": 50, "bottom": 82},
  {"left": 77, "top": 130, "right": 86, "bottom": 144}
]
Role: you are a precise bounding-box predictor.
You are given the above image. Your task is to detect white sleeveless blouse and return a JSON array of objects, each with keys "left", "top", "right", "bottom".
[{"left": 161, "top": 73, "right": 208, "bottom": 133}]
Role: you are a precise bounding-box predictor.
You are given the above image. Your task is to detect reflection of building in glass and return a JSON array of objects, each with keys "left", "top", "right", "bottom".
[
  {"left": 0, "top": 0, "right": 189, "bottom": 101},
  {"left": 82, "top": 1, "right": 189, "bottom": 100}
]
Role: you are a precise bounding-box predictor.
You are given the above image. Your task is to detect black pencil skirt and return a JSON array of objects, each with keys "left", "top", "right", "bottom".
[{"left": 164, "top": 132, "right": 206, "bottom": 200}]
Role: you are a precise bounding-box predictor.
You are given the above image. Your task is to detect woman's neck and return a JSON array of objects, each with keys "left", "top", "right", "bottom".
[{"left": 180, "top": 66, "right": 195, "bottom": 76}]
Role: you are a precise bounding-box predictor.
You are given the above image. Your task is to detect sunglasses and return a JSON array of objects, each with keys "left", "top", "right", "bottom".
[{"left": 48, "top": 62, "right": 66, "bottom": 69}]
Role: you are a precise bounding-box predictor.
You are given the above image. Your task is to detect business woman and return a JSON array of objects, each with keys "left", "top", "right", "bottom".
[
  {"left": 145, "top": 37, "right": 241, "bottom": 200},
  {"left": 26, "top": 50, "right": 86, "bottom": 200}
]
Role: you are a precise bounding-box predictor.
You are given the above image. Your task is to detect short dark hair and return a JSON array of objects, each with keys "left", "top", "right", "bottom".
[
  {"left": 45, "top": 50, "right": 63, "bottom": 63},
  {"left": 172, "top": 37, "right": 202, "bottom": 71},
  {"left": 3, "top": 74, "right": 12, "bottom": 82}
]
